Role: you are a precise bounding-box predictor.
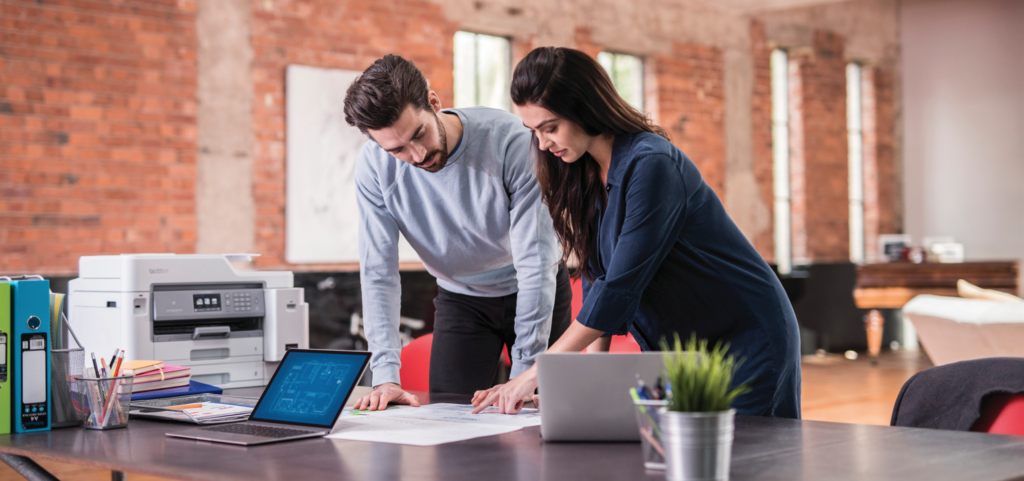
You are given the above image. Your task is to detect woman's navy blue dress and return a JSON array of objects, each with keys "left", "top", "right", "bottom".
[{"left": 576, "top": 132, "right": 801, "bottom": 418}]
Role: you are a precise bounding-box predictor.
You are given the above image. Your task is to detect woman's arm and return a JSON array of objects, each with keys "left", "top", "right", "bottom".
[
  {"left": 574, "top": 154, "right": 689, "bottom": 335},
  {"left": 586, "top": 337, "right": 611, "bottom": 352}
]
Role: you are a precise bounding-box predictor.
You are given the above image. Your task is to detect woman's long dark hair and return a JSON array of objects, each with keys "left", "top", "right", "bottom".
[{"left": 511, "top": 47, "right": 668, "bottom": 281}]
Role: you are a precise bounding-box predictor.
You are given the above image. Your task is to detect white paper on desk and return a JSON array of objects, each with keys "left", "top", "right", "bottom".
[
  {"left": 371, "top": 403, "right": 542, "bottom": 427},
  {"left": 327, "top": 403, "right": 540, "bottom": 446}
]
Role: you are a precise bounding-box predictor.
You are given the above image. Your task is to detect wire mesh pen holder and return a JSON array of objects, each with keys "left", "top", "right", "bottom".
[
  {"left": 74, "top": 373, "right": 134, "bottom": 430},
  {"left": 633, "top": 399, "right": 669, "bottom": 470},
  {"left": 52, "top": 310, "right": 86, "bottom": 428}
]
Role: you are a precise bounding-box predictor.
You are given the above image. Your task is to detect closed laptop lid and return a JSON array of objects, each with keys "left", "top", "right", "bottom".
[
  {"left": 538, "top": 352, "right": 663, "bottom": 441},
  {"left": 248, "top": 349, "right": 370, "bottom": 429}
]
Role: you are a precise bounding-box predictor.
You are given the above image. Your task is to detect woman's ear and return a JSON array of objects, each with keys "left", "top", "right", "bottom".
[{"left": 427, "top": 91, "right": 443, "bottom": 113}]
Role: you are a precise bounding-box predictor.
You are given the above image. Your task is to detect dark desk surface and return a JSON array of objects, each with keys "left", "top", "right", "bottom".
[{"left": 1, "top": 392, "right": 1024, "bottom": 481}]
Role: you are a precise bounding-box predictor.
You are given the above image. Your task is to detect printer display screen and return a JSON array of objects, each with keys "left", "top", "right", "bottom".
[{"left": 192, "top": 293, "right": 222, "bottom": 312}]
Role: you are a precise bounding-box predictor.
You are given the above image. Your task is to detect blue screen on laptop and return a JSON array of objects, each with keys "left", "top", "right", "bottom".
[{"left": 250, "top": 351, "right": 366, "bottom": 427}]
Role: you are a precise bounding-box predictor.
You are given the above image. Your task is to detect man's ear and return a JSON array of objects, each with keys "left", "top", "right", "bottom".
[{"left": 427, "top": 90, "right": 443, "bottom": 113}]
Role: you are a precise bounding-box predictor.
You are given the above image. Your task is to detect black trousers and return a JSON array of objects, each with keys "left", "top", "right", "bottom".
[{"left": 429, "top": 264, "right": 572, "bottom": 395}]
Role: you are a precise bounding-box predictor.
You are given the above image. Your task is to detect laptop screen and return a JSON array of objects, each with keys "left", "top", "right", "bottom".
[{"left": 249, "top": 350, "right": 369, "bottom": 428}]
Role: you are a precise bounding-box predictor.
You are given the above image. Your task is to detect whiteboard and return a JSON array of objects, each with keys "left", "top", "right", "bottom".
[{"left": 285, "top": 65, "right": 419, "bottom": 264}]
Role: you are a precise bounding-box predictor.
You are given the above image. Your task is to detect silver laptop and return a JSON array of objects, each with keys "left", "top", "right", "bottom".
[
  {"left": 166, "top": 349, "right": 370, "bottom": 446},
  {"left": 538, "top": 352, "right": 663, "bottom": 442}
]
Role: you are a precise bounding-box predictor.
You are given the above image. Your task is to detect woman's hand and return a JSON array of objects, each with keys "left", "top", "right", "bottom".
[{"left": 471, "top": 368, "right": 538, "bottom": 414}]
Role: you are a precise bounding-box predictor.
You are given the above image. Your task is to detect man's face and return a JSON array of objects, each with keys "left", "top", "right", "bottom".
[{"left": 368, "top": 104, "right": 449, "bottom": 173}]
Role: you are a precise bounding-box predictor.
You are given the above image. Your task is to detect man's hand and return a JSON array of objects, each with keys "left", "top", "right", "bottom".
[
  {"left": 354, "top": 383, "right": 421, "bottom": 411},
  {"left": 470, "top": 367, "right": 538, "bottom": 414}
]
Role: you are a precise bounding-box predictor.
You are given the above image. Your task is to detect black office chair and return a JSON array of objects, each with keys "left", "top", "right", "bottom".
[{"left": 890, "top": 357, "right": 1024, "bottom": 431}]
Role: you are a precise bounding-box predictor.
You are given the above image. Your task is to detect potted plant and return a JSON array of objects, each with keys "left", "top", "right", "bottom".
[{"left": 660, "top": 334, "right": 749, "bottom": 481}]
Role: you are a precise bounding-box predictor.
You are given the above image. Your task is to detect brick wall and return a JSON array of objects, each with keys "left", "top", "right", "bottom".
[
  {"left": 0, "top": 0, "right": 198, "bottom": 275},
  {"left": 571, "top": 30, "right": 727, "bottom": 201},
  {"left": 572, "top": 27, "right": 602, "bottom": 60},
  {"left": 749, "top": 20, "right": 774, "bottom": 261},
  {"left": 0, "top": 0, "right": 901, "bottom": 275},
  {"left": 649, "top": 42, "right": 726, "bottom": 198},
  {"left": 789, "top": 31, "right": 850, "bottom": 263},
  {"left": 249, "top": 0, "right": 458, "bottom": 270},
  {"left": 751, "top": 22, "right": 901, "bottom": 267}
]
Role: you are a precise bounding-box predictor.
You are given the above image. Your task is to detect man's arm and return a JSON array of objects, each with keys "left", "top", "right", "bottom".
[
  {"left": 355, "top": 145, "right": 404, "bottom": 387},
  {"left": 503, "top": 129, "right": 562, "bottom": 378}
]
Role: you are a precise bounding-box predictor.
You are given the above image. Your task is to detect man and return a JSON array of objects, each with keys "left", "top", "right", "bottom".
[{"left": 344, "top": 55, "right": 571, "bottom": 410}]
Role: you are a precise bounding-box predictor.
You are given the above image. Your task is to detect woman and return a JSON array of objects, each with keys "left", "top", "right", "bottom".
[{"left": 471, "top": 47, "right": 801, "bottom": 418}]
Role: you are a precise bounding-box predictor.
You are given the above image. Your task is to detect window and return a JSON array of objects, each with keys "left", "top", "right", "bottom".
[
  {"left": 770, "top": 48, "right": 792, "bottom": 275},
  {"left": 453, "top": 31, "right": 511, "bottom": 111},
  {"left": 597, "top": 52, "right": 644, "bottom": 111},
  {"left": 847, "top": 62, "right": 865, "bottom": 264}
]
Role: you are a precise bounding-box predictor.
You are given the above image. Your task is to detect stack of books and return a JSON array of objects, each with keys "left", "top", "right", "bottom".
[{"left": 121, "top": 361, "right": 191, "bottom": 394}]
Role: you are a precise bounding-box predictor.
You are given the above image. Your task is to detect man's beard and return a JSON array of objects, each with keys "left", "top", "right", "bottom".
[{"left": 416, "top": 114, "right": 449, "bottom": 173}]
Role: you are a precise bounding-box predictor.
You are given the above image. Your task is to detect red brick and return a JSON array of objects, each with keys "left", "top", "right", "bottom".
[
  {"left": 650, "top": 43, "right": 727, "bottom": 200},
  {"left": 750, "top": 20, "right": 775, "bottom": 262},
  {"left": 0, "top": 0, "right": 197, "bottom": 274}
]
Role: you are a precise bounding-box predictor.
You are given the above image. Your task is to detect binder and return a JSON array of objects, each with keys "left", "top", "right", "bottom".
[
  {"left": 9, "top": 278, "right": 51, "bottom": 432},
  {"left": 0, "top": 281, "right": 11, "bottom": 435}
]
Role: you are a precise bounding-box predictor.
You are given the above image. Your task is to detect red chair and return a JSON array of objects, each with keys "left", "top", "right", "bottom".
[
  {"left": 399, "top": 279, "right": 643, "bottom": 391},
  {"left": 399, "top": 333, "right": 512, "bottom": 392},
  {"left": 972, "top": 393, "right": 1024, "bottom": 436},
  {"left": 399, "top": 333, "right": 433, "bottom": 392}
]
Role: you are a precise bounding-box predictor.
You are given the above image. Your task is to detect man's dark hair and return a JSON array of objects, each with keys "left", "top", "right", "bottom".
[{"left": 344, "top": 54, "right": 431, "bottom": 133}]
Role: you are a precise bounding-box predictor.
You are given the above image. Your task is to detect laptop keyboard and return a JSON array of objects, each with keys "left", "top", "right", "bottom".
[{"left": 199, "top": 423, "right": 319, "bottom": 439}]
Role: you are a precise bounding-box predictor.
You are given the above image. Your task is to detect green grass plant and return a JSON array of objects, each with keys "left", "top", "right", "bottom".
[{"left": 661, "top": 333, "right": 750, "bottom": 412}]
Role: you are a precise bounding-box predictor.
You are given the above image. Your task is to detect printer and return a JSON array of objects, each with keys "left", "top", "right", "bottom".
[{"left": 68, "top": 254, "right": 309, "bottom": 389}]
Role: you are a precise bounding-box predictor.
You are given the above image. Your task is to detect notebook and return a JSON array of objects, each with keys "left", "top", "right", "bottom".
[
  {"left": 132, "top": 365, "right": 190, "bottom": 383},
  {"left": 133, "top": 376, "right": 191, "bottom": 393},
  {"left": 120, "top": 360, "right": 164, "bottom": 376}
]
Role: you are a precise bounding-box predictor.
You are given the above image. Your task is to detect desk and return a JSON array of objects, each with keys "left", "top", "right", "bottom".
[
  {"left": 854, "top": 261, "right": 1020, "bottom": 309},
  {"left": 853, "top": 261, "right": 1020, "bottom": 358},
  {"left": 1, "top": 391, "right": 1024, "bottom": 481}
]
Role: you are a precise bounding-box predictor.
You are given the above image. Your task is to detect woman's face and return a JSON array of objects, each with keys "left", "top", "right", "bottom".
[{"left": 518, "top": 103, "right": 594, "bottom": 163}]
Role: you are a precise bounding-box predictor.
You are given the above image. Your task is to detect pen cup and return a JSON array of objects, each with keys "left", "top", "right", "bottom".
[
  {"left": 74, "top": 375, "right": 134, "bottom": 430},
  {"left": 633, "top": 399, "right": 669, "bottom": 470}
]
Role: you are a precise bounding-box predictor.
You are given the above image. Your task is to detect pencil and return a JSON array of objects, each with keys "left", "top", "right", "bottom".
[
  {"left": 113, "top": 352, "right": 124, "bottom": 377},
  {"left": 90, "top": 352, "right": 100, "bottom": 379},
  {"left": 166, "top": 403, "right": 203, "bottom": 410}
]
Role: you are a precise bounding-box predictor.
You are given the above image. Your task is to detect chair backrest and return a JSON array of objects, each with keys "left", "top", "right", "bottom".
[
  {"left": 891, "top": 357, "right": 1024, "bottom": 432},
  {"left": 399, "top": 333, "right": 433, "bottom": 392},
  {"left": 398, "top": 280, "right": 643, "bottom": 392}
]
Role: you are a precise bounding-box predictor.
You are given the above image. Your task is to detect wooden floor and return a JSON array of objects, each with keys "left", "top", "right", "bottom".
[
  {"left": 0, "top": 350, "right": 933, "bottom": 481},
  {"left": 801, "top": 349, "right": 933, "bottom": 426}
]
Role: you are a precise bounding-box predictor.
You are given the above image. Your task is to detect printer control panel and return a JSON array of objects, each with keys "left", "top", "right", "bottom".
[{"left": 152, "top": 284, "right": 266, "bottom": 322}]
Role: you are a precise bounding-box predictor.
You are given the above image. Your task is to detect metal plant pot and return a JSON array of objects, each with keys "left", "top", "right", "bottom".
[{"left": 659, "top": 408, "right": 735, "bottom": 481}]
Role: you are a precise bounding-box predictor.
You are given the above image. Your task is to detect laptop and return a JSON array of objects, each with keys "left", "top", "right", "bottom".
[
  {"left": 166, "top": 349, "right": 370, "bottom": 446},
  {"left": 537, "top": 352, "right": 663, "bottom": 442}
]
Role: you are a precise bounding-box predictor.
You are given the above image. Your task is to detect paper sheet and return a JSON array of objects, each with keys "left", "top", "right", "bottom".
[
  {"left": 327, "top": 403, "right": 541, "bottom": 446},
  {"left": 131, "top": 402, "right": 253, "bottom": 424}
]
